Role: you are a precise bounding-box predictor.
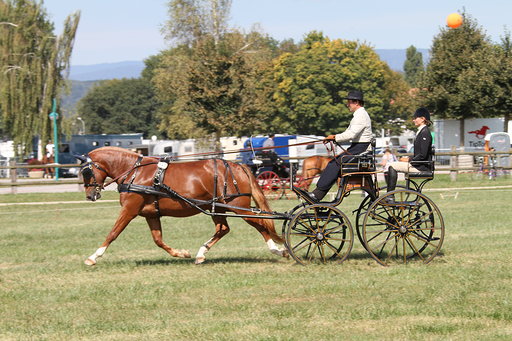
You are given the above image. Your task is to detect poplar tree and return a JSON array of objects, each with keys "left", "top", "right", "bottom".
[
  {"left": 403, "top": 45, "right": 424, "bottom": 87},
  {"left": 0, "top": 0, "right": 79, "bottom": 156}
]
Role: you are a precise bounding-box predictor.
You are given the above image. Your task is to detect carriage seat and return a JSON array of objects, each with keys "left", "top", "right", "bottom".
[
  {"left": 407, "top": 171, "right": 434, "bottom": 178},
  {"left": 406, "top": 146, "right": 436, "bottom": 179},
  {"left": 341, "top": 153, "right": 376, "bottom": 173}
]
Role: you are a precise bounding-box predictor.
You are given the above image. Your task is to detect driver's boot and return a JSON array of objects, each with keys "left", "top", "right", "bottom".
[{"left": 385, "top": 167, "right": 398, "bottom": 204}]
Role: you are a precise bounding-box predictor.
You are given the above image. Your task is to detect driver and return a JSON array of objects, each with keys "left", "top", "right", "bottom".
[{"left": 297, "top": 90, "right": 373, "bottom": 202}]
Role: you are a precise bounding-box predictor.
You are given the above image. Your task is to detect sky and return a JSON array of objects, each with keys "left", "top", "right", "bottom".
[{"left": 42, "top": 0, "right": 512, "bottom": 66}]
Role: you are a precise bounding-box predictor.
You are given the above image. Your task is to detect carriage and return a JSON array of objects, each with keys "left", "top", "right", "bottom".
[
  {"left": 250, "top": 150, "right": 300, "bottom": 200},
  {"left": 285, "top": 141, "right": 444, "bottom": 265},
  {"left": 76, "top": 141, "right": 444, "bottom": 267},
  {"left": 240, "top": 138, "right": 299, "bottom": 200}
]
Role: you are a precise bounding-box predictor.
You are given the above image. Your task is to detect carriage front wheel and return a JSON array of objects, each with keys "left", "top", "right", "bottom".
[
  {"left": 285, "top": 204, "right": 354, "bottom": 265},
  {"left": 361, "top": 189, "right": 445, "bottom": 266}
]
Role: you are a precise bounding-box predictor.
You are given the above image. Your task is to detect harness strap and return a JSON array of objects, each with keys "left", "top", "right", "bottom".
[
  {"left": 222, "top": 159, "right": 241, "bottom": 196},
  {"left": 212, "top": 159, "right": 219, "bottom": 213},
  {"left": 122, "top": 155, "right": 143, "bottom": 185}
]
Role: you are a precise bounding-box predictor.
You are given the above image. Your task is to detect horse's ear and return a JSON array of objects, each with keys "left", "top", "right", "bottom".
[{"left": 73, "top": 153, "right": 87, "bottom": 164}]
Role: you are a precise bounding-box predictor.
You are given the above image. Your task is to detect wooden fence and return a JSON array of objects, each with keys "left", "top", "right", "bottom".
[{"left": 0, "top": 150, "right": 510, "bottom": 194}]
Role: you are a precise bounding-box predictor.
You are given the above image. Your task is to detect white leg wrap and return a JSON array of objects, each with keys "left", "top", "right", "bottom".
[
  {"left": 195, "top": 246, "right": 209, "bottom": 259},
  {"left": 267, "top": 239, "right": 283, "bottom": 256},
  {"left": 89, "top": 246, "right": 107, "bottom": 262}
]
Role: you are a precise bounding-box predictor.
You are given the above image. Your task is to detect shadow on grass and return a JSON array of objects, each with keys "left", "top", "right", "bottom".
[
  {"left": 131, "top": 256, "right": 285, "bottom": 267},
  {"left": 121, "top": 249, "right": 446, "bottom": 267},
  {"left": 348, "top": 249, "right": 446, "bottom": 263}
]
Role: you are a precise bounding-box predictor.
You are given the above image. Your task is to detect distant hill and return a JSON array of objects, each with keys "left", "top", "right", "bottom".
[
  {"left": 63, "top": 49, "right": 430, "bottom": 114},
  {"left": 69, "top": 61, "right": 144, "bottom": 81},
  {"left": 375, "top": 48, "right": 430, "bottom": 71},
  {"left": 61, "top": 80, "right": 101, "bottom": 117},
  {"left": 67, "top": 49, "right": 430, "bottom": 82}
]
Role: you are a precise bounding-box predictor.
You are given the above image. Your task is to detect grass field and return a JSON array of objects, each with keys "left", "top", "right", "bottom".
[{"left": 1, "top": 175, "right": 511, "bottom": 340}]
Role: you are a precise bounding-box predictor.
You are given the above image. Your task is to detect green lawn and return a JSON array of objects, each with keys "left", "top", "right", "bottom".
[{"left": 0, "top": 177, "right": 511, "bottom": 340}]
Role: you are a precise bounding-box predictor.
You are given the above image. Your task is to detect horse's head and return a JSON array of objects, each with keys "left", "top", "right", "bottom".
[{"left": 74, "top": 154, "right": 108, "bottom": 202}]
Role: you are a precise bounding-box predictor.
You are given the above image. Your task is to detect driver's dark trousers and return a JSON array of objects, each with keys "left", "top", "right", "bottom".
[{"left": 314, "top": 142, "right": 370, "bottom": 197}]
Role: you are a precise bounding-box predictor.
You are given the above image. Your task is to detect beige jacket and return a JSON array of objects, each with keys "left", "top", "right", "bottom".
[{"left": 335, "top": 107, "right": 373, "bottom": 143}]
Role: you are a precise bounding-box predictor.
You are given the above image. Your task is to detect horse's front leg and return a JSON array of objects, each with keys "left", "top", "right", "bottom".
[
  {"left": 146, "top": 217, "right": 191, "bottom": 258},
  {"left": 195, "top": 216, "right": 231, "bottom": 265},
  {"left": 85, "top": 207, "right": 138, "bottom": 266}
]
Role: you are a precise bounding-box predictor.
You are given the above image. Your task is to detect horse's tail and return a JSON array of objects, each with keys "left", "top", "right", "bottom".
[{"left": 241, "top": 164, "right": 284, "bottom": 244}]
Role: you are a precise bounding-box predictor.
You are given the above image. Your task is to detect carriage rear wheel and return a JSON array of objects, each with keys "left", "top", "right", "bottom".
[
  {"left": 256, "top": 171, "right": 284, "bottom": 200},
  {"left": 285, "top": 204, "right": 354, "bottom": 265},
  {"left": 361, "top": 189, "right": 444, "bottom": 266},
  {"left": 355, "top": 185, "right": 406, "bottom": 249}
]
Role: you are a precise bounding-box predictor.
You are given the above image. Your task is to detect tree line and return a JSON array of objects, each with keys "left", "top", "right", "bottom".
[{"left": 1, "top": 1, "right": 512, "bottom": 157}]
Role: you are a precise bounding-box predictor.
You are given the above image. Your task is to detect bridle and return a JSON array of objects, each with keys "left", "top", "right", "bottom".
[{"left": 80, "top": 158, "right": 108, "bottom": 190}]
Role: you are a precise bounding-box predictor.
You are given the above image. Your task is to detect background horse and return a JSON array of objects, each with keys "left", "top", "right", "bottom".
[
  {"left": 76, "top": 147, "right": 288, "bottom": 265},
  {"left": 298, "top": 155, "right": 332, "bottom": 190},
  {"left": 41, "top": 154, "right": 54, "bottom": 178}
]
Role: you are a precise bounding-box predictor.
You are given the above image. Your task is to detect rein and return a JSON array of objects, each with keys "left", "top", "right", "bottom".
[
  {"left": 102, "top": 160, "right": 158, "bottom": 188},
  {"left": 165, "top": 139, "right": 326, "bottom": 159},
  {"left": 81, "top": 157, "right": 157, "bottom": 189}
]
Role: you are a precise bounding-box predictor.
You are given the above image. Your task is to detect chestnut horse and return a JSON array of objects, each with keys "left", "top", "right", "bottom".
[
  {"left": 41, "top": 154, "right": 55, "bottom": 178},
  {"left": 76, "top": 147, "right": 288, "bottom": 265},
  {"left": 298, "top": 155, "right": 333, "bottom": 190}
]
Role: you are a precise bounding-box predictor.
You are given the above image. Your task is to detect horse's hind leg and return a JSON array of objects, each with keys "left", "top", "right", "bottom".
[
  {"left": 146, "top": 217, "right": 191, "bottom": 259},
  {"left": 195, "top": 216, "right": 230, "bottom": 265},
  {"left": 242, "top": 215, "right": 289, "bottom": 259}
]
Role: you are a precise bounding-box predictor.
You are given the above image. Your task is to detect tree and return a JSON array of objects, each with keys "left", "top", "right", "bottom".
[
  {"left": 419, "top": 12, "right": 495, "bottom": 145},
  {"left": 271, "top": 32, "right": 407, "bottom": 135},
  {"left": 162, "top": 0, "right": 231, "bottom": 47},
  {"left": 403, "top": 45, "right": 424, "bottom": 87},
  {"left": 0, "top": 0, "right": 79, "bottom": 156},
  {"left": 77, "top": 78, "right": 160, "bottom": 138},
  {"left": 154, "top": 0, "right": 277, "bottom": 143},
  {"left": 154, "top": 31, "right": 276, "bottom": 139},
  {"left": 492, "top": 30, "right": 512, "bottom": 132}
]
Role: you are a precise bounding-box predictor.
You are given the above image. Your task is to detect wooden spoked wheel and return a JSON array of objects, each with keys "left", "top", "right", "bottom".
[
  {"left": 362, "top": 189, "right": 444, "bottom": 266},
  {"left": 355, "top": 186, "right": 405, "bottom": 249},
  {"left": 355, "top": 191, "right": 374, "bottom": 249},
  {"left": 285, "top": 204, "right": 354, "bottom": 265},
  {"left": 256, "top": 171, "right": 284, "bottom": 200}
]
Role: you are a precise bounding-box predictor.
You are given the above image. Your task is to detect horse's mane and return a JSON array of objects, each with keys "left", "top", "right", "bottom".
[{"left": 90, "top": 146, "right": 138, "bottom": 157}]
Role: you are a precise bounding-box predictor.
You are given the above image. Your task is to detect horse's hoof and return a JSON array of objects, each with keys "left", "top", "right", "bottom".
[
  {"left": 84, "top": 258, "right": 96, "bottom": 266},
  {"left": 195, "top": 257, "right": 205, "bottom": 265},
  {"left": 281, "top": 249, "right": 290, "bottom": 258},
  {"left": 181, "top": 250, "right": 191, "bottom": 258}
]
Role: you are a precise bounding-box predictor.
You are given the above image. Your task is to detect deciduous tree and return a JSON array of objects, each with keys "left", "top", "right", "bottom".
[
  {"left": 272, "top": 32, "right": 407, "bottom": 135},
  {"left": 420, "top": 12, "right": 495, "bottom": 145},
  {"left": 154, "top": 0, "right": 276, "bottom": 142},
  {"left": 77, "top": 78, "right": 160, "bottom": 138}
]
